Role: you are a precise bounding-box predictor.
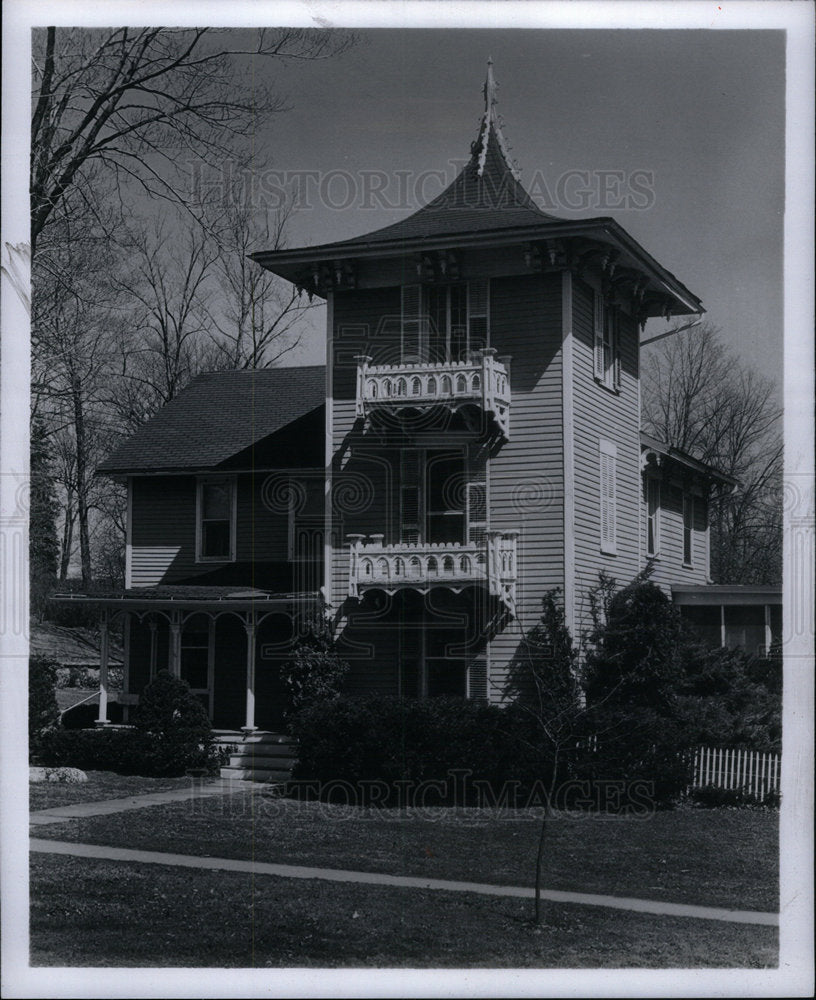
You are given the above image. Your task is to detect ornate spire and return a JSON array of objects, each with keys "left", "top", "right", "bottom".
[{"left": 475, "top": 57, "right": 520, "bottom": 181}]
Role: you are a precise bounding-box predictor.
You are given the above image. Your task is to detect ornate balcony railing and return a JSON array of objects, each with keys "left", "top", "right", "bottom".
[
  {"left": 355, "top": 349, "right": 510, "bottom": 439},
  {"left": 347, "top": 531, "right": 518, "bottom": 612}
]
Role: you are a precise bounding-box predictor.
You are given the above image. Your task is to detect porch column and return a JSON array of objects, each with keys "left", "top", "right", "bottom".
[
  {"left": 95, "top": 610, "right": 110, "bottom": 726},
  {"left": 148, "top": 619, "right": 158, "bottom": 678},
  {"left": 764, "top": 604, "right": 773, "bottom": 655},
  {"left": 243, "top": 614, "right": 257, "bottom": 733},
  {"left": 169, "top": 612, "right": 182, "bottom": 678}
]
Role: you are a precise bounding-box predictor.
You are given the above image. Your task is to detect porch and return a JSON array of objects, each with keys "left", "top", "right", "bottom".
[{"left": 51, "top": 586, "right": 321, "bottom": 733}]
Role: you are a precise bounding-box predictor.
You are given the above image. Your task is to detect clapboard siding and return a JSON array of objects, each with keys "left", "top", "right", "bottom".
[
  {"left": 130, "top": 471, "right": 322, "bottom": 589},
  {"left": 643, "top": 478, "right": 711, "bottom": 591},
  {"left": 486, "top": 273, "right": 564, "bottom": 702},
  {"left": 571, "top": 278, "right": 641, "bottom": 641},
  {"left": 330, "top": 286, "right": 403, "bottom": 616}
]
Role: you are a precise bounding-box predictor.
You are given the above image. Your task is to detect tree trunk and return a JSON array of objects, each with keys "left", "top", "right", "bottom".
[
  {"left": 59, "top": 498, "right": 74, "bottom": 581},
  {"left": 72, "top": 379, "right": 92, "bottom": 588},
  {"left": 534, "top": 807, "right": 548, "bottom": 924}
]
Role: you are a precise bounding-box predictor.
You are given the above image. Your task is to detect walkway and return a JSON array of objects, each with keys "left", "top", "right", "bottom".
[
  {"left": 29, "top": 777, "right": 257, "bottom": 826},
  {"left": 30, "top": 837, "right": 777, "bottom": 927}
]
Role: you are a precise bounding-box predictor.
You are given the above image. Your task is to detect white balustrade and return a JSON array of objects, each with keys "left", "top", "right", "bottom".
[
  {"left": 355, "top": 349, "right": 510, "bottom": 438},
  {"left": 348, "top": 531, "right": 518, "bottom": 612}
]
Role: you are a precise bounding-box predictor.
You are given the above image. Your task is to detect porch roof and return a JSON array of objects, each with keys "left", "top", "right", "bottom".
[
  {"left": 50, "top": 586, "right": 321, "bottom": 612},
  {"left": 672, "top": 585, "right": 782, "bottom": 606},
  {"left": 640, "top": 433, "right": 737, "bottom": 488}
]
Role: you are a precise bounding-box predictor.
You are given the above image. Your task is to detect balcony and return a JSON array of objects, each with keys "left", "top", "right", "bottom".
[
  {"left": 355, "top": 349, "right": 510, "bottom": 439},
  {"left": 347, "top": 531, "right": 518, "bottom": 613}
]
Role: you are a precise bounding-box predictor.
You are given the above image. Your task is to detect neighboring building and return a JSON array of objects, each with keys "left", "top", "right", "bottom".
[{"left": 54, "top": 63, "right": 778, "bottom": 732}]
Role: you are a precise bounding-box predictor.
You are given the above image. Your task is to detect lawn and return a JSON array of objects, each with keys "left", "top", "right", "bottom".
[
  {"left": 29, "top": 770, "right": 195, "bottom": 811},
  {"left": 29, "top": 853, "right": 778, "bottom": 968},
  {"left": 32, "top": 791, "right": 779, "bottom": 912}
]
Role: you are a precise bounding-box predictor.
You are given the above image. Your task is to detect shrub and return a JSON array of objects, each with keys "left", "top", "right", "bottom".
[
  {"left": 691, "top": 783, "right": 780, "bottom": 809},
  {"left": 36, "top": 727, "right": 156, "bottom": 775},
  {"left": 279, "top": 616, "right": 349, "bottom": 719},
  {"left": 132, "top": 670, "right": 215, "bottom": 776},
  {"left": 289, "top": 694, "right": 549, "bottom": 806},
  {"left": 29, "top": 655, "right": 60, "bottom": 759}
]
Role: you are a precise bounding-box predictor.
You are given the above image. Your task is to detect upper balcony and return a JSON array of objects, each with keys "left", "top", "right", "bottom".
[
  {"left": 347, "top": 530, "right": 518, "bottom": 614},
  {"left": 355, "top": 349, "right": 510, "bottom": 440}
]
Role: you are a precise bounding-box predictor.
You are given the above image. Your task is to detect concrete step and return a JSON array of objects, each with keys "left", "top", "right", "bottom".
[
  {"left": 226, "top": 745, "right": 296, "bottom": 761},
  {"left": 219, "top": 765, "right": 293, "bottom": 783}
]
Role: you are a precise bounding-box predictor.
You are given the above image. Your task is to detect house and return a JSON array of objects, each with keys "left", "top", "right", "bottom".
[{"left": 54, "top": 62, "right": 779, "bottom": 733}]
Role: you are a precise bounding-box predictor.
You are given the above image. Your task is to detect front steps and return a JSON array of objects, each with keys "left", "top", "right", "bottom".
[{"left": 215, "top": 731, "right": 297, "bottom": 784}]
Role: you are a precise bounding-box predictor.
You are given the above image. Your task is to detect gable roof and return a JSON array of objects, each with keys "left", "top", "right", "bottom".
[{"left": 98, "top": 367, "right": 325, "bottom": 475}]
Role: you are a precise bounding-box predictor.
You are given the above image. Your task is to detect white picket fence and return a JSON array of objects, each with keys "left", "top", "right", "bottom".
[{"left": 691, "top": 746, "right": 781, "bottom": 803}]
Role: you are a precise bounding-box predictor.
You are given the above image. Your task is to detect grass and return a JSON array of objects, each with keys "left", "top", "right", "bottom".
[
  {"left": 30, "top": 854, "right": 778, "bottom": 968},
  {"left": 29, "top": 770, "right": 195, "bottom": 811},
  {"left": 33, "top": 792, "right": 779, "bottom": 912},
  {"left": 54, "top": 687, "right": 121, "bottom": 713}
]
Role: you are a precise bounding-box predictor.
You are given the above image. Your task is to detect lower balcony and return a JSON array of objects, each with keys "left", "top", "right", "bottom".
[
  {"left": 355, "top": 350, "right": 510, "bottom": 439},
  {"left": 347, "top": 531, "right": 518, "bottom": 613}
]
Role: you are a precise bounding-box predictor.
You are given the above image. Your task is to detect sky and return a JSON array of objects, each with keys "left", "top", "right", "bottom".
[{"left": 246, "top": 29, "right": 786, "bottom": 392}]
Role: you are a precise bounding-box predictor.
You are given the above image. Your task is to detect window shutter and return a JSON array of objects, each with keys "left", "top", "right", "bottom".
[
  {"left": 401, "top": 284, "right": 422, "bottom": 360},
  {"left": 599, "top": 441, "right": 617, "bottom": 554},
  {"left": 613, "top": 312, "right": 622, "bottom": 390},
  {"left": 468, "top": 278, "right": 489, "bottom": 355},
  {"left": 401, "top": 450, "right": 422, "bottom": 543},
  {"left": 593, "top": 290, "right": 605, "bottom": 379}
]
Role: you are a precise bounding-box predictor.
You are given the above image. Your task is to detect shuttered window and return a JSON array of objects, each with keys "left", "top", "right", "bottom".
[
  {"left": 400, "top": 450, "right": 422, "bottom": 544},
  {"left": 599, "top": 440, "right": 617, "bottom": 555},
  {"left": 646, "top": 477, "right": 661, "bottom": 557},
  {"left": 683, "top": 493, "right": 694, "bottom": 566},
  {"left": 401, "top": 284, "right": 422, "bottom": 361},
  {"left": 593, "top": 289, "right": 622, "bottom": 391}
]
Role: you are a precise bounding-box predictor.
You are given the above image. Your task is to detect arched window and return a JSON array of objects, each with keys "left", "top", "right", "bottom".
[
  {"left": 427, "top": 556, "right": 438, "bottom": 575},
  {"left": 459, "top": 555, "right": 471, "bottom": 573},
  {"left": 394, "top": 557, "right": 404, "bottom": 576},
  {"left": 384, "top": 379, "right": 392, "bottom": 397},
  {"left": 376, "top": 558, "right": 389, "bottom": 577},
  {"left": 441, "top": 375, "right": 452, "bottom": 394},
  {"left": 396, "top": 377, "right": 407, "bottom": 396},
  {"left": 411, "top": 377, "right": 421, "bottom": 396},
  {"left": 427, "top": 376, "right": 437, "bottom": 395},
  {"left": 361, "top": 559, "right": 373, "bottom": 577},
  {"left": 367, "top": 380, "right": 378, "bottom": 398},
  {"left": 443, "top": 556, "right": 455, "bottom": 573},
  {"left": 409, "top": 557, "right": 422, "bottom": 576},
  {"left": 471, "top": 373, "right": 480, "bottom": 391},
  {"left": 456, "top": 374, "right": 467, "bottom": 393}
]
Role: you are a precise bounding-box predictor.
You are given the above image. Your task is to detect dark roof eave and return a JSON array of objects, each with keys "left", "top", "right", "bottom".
[
  {"left": 640, "top": 433, "right": 737, "bottom": 487},
  {"left": 50, "top": 590, "right": 321, "bottom": 611},
  {"left": 251, "top": 217, "right": 703, "bottom": 315}
]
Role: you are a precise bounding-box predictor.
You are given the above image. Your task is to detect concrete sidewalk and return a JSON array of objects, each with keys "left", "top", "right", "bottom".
[
  {"left": 30, "top": 837, "right": 778, "bottom": 927},
  {"left": 29, "top": 778, "right": 258, "bottom": 826}
]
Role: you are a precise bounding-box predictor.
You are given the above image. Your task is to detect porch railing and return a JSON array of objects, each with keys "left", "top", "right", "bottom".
[
  {"left": 355, "top": 349, "right": 510, "bottom": 438},
  {"left": 347, "top": 531, "right": 518, "bottom": 611}
]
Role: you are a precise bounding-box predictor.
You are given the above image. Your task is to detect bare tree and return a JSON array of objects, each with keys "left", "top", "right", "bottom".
[
  {"left": 110, "top": 217, "right": 219, "bottom": 430},
  {"left": 30, "top": 27, "right": 355, "bottom": 256},
  {"left": 205, "top": 183, "right": 313, "bottom": 369},
  {"left": 642, "top": 323, "right": 782, "bottom": 584}
]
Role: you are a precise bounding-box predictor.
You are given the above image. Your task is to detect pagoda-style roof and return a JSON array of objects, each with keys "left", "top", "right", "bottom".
[{"left": 251, "top": 61, "right": 704, "bottom": 321}]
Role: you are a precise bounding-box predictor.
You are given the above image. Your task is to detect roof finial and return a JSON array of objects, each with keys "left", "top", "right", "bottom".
[{"left": 483, "top": 57, "right": 497, "bottom": 115}]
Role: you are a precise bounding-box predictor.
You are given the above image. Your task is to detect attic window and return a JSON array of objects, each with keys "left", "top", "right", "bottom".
[{"left": 197, "top": 478, "right": 236, "bottom": 562}]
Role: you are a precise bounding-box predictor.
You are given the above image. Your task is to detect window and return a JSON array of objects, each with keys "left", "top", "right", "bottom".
[
  {"left": 599, "top": 439, "right": 617, "bottom": 555},
  {"left": 683, "top": 493, "right": 694, "bottom": 566},
  {"left": 401, "top": 280, "right": 488, "bottom": 363},
  {"left": 399, "top": 448, "right": 468, "bottom": 545},
  {"left": 196, "top": 478, "right": 236, "bottom": 561},
  {"left": 646, "top": 477, "right": 661, "bottom": 557},
  {"left": 593, "top": 290, "right": 621, "bottom": 391}
]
